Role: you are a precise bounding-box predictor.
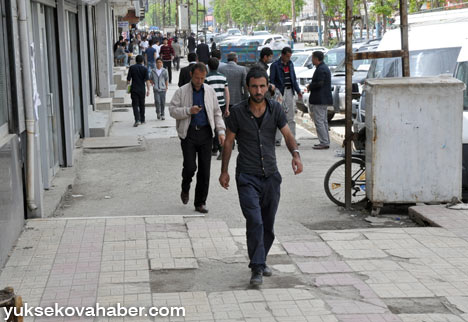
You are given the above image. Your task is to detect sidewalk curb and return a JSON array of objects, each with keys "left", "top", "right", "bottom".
[{"left": 408, "top": 206, "right": 441, "bottom": 227}]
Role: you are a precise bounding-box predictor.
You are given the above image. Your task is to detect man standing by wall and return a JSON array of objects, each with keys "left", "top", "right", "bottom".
[
  {"left": 308, "top": 51, "right": 333, "bottom": 149},
  {"left": 160, "top": 38, "right": 175, "bottom": 84},
  {"left": 218, "top": 52, "right": 248, "bottom": 109},
  {"left": 270, "top": 47, "right": 302, "bottom": 146},
  {"left": 219, "top": 67, "right": 303, "bottom": 285},
  {"left": 127, "top": 55, "right": 151, "bottom": 127},
  {"left": 169, "top": 63, "right": 226, "bottom": 214}
]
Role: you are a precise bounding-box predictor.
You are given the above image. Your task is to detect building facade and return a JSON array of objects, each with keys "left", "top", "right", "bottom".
[{"left": 0, "top": 0, "right": 144, "bottom": 267}]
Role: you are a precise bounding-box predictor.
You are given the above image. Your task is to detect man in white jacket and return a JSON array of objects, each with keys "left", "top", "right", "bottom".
[{"left": 169, "top": 63, "right": 226, "bottom": 213}]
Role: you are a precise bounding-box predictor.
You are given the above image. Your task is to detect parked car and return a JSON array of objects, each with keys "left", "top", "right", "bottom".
[
  {"left": 253, "top": 30, "right": 271, "bottom": 36},
  {"left": 227, "top": 28, "right": 242, "bottom": 36},
  {"left": 291, "top": 52, "right": 314, "bottom": 75}
]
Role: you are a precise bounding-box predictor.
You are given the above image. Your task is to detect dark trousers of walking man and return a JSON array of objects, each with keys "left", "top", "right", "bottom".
[
  {"left": 163, "top": 61, "right": 172, "bottom": 83},
  {"left": 237, "top": 172, "right": 282, "bottom": 268},
  {"left": 181, "top": 126, "right": 213, "bottom": 207},
  {"left": 131, "top": 92, "right": 146, "bottom": 123}
]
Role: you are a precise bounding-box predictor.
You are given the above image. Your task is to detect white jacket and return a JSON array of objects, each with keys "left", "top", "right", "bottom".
[{"left": 169, "top": 82, "right": 226, "bottom": 139}]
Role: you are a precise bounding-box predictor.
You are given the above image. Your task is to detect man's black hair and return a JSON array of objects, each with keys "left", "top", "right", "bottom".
[
  {"left": 208, "top": 57, "right": 219, "bottom": 71},
  {"left": 156, "top": 57, "right": 163, "bottom": 63},
  {"left": 136, "top": 55, "right": 144, "bottom": 64},
  {"left": 211, "top": 49, "right": 221, "bottom": 59},
  {"left": 187, "top": 52, "right": 198, "bottom": 62},
  {"left": 281, "top": 47, "right": 293, "bottom": 55},
  {"left": 246, "top": 67, "right": 269, "bottom": 86},
  {"left": 260, "top": 47, "right": 273, "bottom": 60},
  {"left": 312, "top": 51, "right": 324, "bottom": 62},
  {"left": 191, "top": 62, "right": 208, "bottom": 74}
]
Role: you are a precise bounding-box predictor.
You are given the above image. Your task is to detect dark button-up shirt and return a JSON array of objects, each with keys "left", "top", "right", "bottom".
[
  {"left": 190, "top": 84, "right": 209, "bottom": 127},
  {"left": 225, "top": 99, "right": 288, "bottom": 177},
  {"left": 127, "top": 63, "right": 149, "bottom": 95}
]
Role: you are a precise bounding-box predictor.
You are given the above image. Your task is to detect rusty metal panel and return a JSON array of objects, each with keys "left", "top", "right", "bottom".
[
  {"left": 365, "top": 77, "right": 464, "bottom": 203},
  {"left": 353, "top": 50, "right": 405, "bottom": 60}
]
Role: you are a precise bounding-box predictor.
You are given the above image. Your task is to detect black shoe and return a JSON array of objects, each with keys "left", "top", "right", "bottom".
[
  {"left": 275, "top": 140, "right": 281, "bottom": 147},
  {"left": 133, "top": 122, "right": 139, "bottom": 127},
  {"left": 157, "top": 114, "right": 161, "bottom": 120},
  {"left": 263, "top": 265, "right": 272, "bottom": 277},
  {"left": 217, "top": 153, "right": 222, "bottom": 160},
  {"left": 180, "top": 191, "right": 189, "bottom": 204},
  {"left": 250, "top": 270, "right": 263, "bottom": 286},
  {"left": 211, "top": 151, "right": 218, "bottom": 156},
  {"left": 195, "top": 205, "right": 209, "bottom": 214},
  {"left": 161, "top": 116, "right": 165, "bottom": 120}
]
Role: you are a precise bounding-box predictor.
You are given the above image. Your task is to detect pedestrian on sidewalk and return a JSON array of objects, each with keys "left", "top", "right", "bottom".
[
  {"left": 172, "top": 38, "right": 182, "bottom": 71},
  {"left": 160, "top": 38, "right": 175, "bottom": 84},
  {"left": 188, "top": 32, "right": 196, "bottom": 54},
  {"left": 270, "top": 47, "right": 302, "bottom": 146},
  {"left": 308, "top": 51, "right": 333, "bottom": 149},
  {"left": 205, "top": 57, "right": 230, "bottom": 160},
  {"left": 210, "top": 49, "right": 226, "bottom": 70},
  {"left": 169, "top": 63, "right": 226, "bottom": 214},
  {"left": 196, "top": 38, "right": 210, "bottom": 64},
  {"left": 218, "top": 52, "right": 248, "bottom": 110},
  {"left": 127, "top": 55, "right": 151, "bottom": 127},
  {"left": 178, "top": 53, "right": 198, "bottom": 87},
  {"left": 145, "top": 39, "right": 157, "bottom": 74},
  {"left": 219, "top": 67, "right": 303, "bottom": 286},
  {"left": 150, "top": 58, "right": 169, "bottom": 120}
]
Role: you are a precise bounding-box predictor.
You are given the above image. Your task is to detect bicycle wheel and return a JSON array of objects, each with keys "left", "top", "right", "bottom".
[{"left": 324, "top": 158, "right": 367, "bottom": 207}]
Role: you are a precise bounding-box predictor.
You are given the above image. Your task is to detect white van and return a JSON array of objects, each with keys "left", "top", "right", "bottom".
[{"left": 454, "top": 40, "right": 468, "bottom": 199}]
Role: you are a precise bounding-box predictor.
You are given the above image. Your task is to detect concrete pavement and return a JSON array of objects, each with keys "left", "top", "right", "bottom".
[{"left": 1, "top": 63, "right": 468, "bottom": 322}]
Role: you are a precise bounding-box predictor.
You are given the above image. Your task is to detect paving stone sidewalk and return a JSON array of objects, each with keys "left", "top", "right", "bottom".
[{"left": 2, "top": 213, "right": 468, "bottom": 322}]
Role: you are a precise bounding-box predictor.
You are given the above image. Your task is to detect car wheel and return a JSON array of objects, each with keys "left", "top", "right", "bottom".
[{"left": 327, "top": 111, "right": 335, "bottom": 122}]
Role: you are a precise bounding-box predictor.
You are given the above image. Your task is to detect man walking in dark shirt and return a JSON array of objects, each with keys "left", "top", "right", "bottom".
[
  {"left": 127, "top": 55, "right": 151, "bottom": 127},
  {"left": 196, "top": 38, "right": 210, "bottom": 64},
  {"left": 219, "top": 67, "right": 303, "bottom": 286},
  {"left": 187, "top": 33, "right": 196, "bottom": 53}
]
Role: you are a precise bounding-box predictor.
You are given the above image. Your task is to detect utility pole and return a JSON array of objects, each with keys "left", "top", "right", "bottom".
[
  {"left": 291, "top": 0, "right": 296, "bottom": 40},
  {"left": 316, "top": 0, "right": 322, "bottom": 45}
]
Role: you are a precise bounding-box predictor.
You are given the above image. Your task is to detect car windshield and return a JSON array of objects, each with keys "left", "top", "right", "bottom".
[
  {"left": 324, "top": 49, "right": 345, "bottom": 67},
  {"left": 368, "top": 47, "right": 461, "bottom": 78},
  {"left": 335, "top": 58, "right": 373, "bottom": 73},
  {"left": 291, "top": 55, "right": 309, "bottom": 67},
  {"left": 238, "top": 39, "right": 260, "bottom": 46}
]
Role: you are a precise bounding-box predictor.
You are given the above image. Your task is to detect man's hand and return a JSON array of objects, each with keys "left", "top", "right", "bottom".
[
  {"left": 219, "top": 172, "right": 230, "bottom": 189},
  {"left": 292, "top": 155, "right": 303, "bottom": 175},
  {"left": 218, "top": 134, "right": 226, "bottom": 146},
  {"left": 297, "top": 92, "right": 303, "bottom": 100},
  {"left": 146, "top": 89, "right": 150, "bottom": 97},
  {"left": 224, "top": 109, "right": 230, "bottom": 117},
  {"left": 190, "top": 106, "right": 202, "bottom": 114}
]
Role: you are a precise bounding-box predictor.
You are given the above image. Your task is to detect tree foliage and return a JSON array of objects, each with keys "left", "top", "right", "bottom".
[{"left": 213, "top": 0, "right": 305, "bottom": 28}]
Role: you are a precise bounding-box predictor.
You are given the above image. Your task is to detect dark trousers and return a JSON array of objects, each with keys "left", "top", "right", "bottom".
[
  {"left": 173, "top": 56, "right": 180, "bottom": 71},
  {"left": 212, "top": 106, "right": 226, "bottom": 152},
  {"left": 163, "top": 61, "right": 172, "bottom": 83},
  {"left": 236, "top": 172, "right": 282, "bottom": 270},
  {"left": 180, "top": 126, "right": 213, "bottom": 207},
  {"left": 131, "top": 92, "right": 146, "bottom": 122}
]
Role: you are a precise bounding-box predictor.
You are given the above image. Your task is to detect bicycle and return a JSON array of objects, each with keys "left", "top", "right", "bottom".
[{"left": 324, "top": 126, "right": 367, "bottom": 207}]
